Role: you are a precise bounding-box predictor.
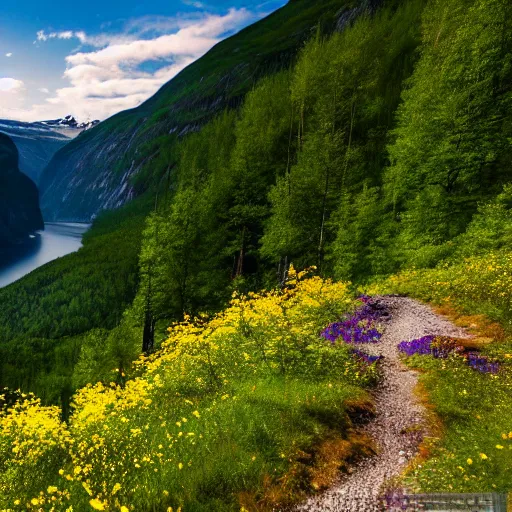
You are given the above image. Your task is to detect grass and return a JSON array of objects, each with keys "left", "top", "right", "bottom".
[
  {"left": 0, "top": 271, "right": 378, "bottom": 511},
  {"left": 401, "top": 353, "right": 512, "bottom": 494},
  {"left": 367, "top": 250, "right": 512, "bottom": 329}
]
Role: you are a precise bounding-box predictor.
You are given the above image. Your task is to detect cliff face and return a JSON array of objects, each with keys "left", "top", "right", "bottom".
[
  {"left": 0, "top": 133, "right": 44, "bottom": 246},
  {"left": 38, "top": 0, "right": 361, "bottom": 222}
]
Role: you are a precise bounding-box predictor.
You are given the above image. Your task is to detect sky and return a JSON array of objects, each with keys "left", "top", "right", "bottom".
[{"left": 0, "top": 0, "right": 286, "bottom": 123}]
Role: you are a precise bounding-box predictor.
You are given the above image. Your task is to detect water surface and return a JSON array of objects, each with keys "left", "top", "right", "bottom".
[{"left": 0, "top": 222, "right": 90, "bottom": 288}]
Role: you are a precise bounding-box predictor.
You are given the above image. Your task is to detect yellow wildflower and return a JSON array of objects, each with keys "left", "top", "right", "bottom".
[{"left": 90, "top": 499, "right": 105, "bottom": 511}]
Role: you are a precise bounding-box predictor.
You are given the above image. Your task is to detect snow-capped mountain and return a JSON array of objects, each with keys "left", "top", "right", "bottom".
[
  {"left": 0, "top": 116, "right": 101, "bottom": 183},
  {"left": 41, "top": 115, "right": 100, "bottom": 131},
  {"left": 77, "top": 120, "right": 101, "bottom": 131}
]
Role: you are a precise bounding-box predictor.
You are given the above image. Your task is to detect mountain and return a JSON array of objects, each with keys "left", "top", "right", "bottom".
[
  {"left": 39, "top": 0, "right": 376, "bottom": 222},
  {"left": 0, "top": 116, "right": 99, "bottom": 184},
  {"left": 0, "top": 119, "right": 71, "bottom": 184},
  {"left": 0, "top": 133, "right": 44, "bottom": 246},
  {"left": 41, "top": 115, "right": 100, "bottom": 131}
]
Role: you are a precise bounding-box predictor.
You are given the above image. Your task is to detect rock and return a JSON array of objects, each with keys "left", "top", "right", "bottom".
[{"left": 0, "top": 133, "right": 44, "bottom": 247}]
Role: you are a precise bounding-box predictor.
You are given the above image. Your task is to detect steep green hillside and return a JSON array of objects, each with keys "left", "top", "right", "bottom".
[
  {"left": 39, "top": 0, "right": 378, "bottom": 221},
  {"left": 0, "top": 133, "right": 44, "bottom": 246}
]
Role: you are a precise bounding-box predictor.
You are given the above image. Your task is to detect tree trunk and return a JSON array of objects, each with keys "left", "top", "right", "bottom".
[
  {"left": 142, "top": 290, "right": 155, "bottom": 354},
  {"left": 235, "top": 226, "right": 246, "bottom": 278}
]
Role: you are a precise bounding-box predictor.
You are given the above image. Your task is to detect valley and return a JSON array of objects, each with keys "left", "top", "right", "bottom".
[
  {"left": 0, "top": 222, "right": 89, "bottom": 288},
  {"left": 0, "top": 0, "right": 510, "bottom": 509},
  {"left": 0, "top": 116, "right": 97, "bottom": 183}
]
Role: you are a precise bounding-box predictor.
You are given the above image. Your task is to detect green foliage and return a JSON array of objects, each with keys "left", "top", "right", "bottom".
[
  {"left": 333, "top": 187, "right": 395, "bottom": 281},
  {"left": 72, "top": 319, "right": 141, "bottom": 390},
  {"left": 263, "top": 2, "right": 426, "bottom": 273},
  {"left": 384, "top": 0, "right": 512, "bottom": 266},
  {"left": 454, "top": 185, "right": 512, "bottom": 258}
]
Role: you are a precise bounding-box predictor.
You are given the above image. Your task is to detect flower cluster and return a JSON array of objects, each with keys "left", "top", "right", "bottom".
[
  {"left": 398, "top": 335, "right": 463, "bottom": 358},
  {"left": 398, "top": 336, "right": 501, "bottom": 374},
  {"left": 321, "top": 301, "right": 384, "bottom": 345},
  {"left": 466, "top": 353, "right": 500, "bottom": 374},
  {"left": 0, "top": 268, "right": 373, "bottom": 510},
  {"left": 398, "top": 335, "right": 436, "bottom": 356}
]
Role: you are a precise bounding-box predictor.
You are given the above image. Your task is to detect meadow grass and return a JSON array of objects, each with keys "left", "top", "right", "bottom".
[{"left": 0, "top": 269, "right": 377, "bottom": 511}]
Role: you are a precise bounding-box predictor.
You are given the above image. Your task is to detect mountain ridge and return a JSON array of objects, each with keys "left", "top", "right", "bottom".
[{"left": 38, "top": 0, "right": 375, "bottom": 221}]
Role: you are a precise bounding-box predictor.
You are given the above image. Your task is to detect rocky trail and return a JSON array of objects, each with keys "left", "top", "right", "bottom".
[{"left": 297, "top": 296, "right": 470, "bottom": 512}]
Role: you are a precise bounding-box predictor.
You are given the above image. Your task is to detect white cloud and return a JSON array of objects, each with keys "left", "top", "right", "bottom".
[
  {"left": 5, "top": 53, "right": 12, "bottom": 58},
  {"left": 0, "top": 78, "right": 24, "bottom": 92},
  {"left": 35, "top": 29, "right": 127, "bottom": 47},
  {"left": 36, "top": 30, "right": 80, "bottom": 42},
  {"left": 2, "top": 8, "right": 256, "bottom": 122},
  {"left": 182, "top": 0, "right": 208, "bottom": 8},
  {"left": 39, "top": 88, "right": 50, "bottom": 94}
]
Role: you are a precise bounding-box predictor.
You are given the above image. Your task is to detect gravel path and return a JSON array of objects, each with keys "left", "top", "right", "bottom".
[{"left": 297, "top": 296, "right": 470, "bottom": 512}]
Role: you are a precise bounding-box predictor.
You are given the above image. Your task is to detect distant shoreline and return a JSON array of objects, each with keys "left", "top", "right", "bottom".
[{"left": 44, "top": 221, "right": 92, "bottom": 227}]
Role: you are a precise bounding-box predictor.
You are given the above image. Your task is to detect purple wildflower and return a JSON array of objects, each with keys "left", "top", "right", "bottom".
[
  {"left": 466, "top": 352, "right": 500, "bottom": 374},
  {"left": 398, "top": 335, "right": 464, "bottom": 358},
  {"left": 398, "top": 335, "right": 499, "bottom": 374},
  {"left": 351, "top": 348, "right": 383, "bottom": 364},
  {"left": 321, "top": 301, "right": 384, "bottom": 345},
  {"left": 398, "top": 335, "right": 436, "bottom": 356}
]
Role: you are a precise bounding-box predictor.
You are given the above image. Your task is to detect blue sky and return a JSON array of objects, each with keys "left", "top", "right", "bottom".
[{"left": 0, "top": 0, "right": 286, "bottom": 122}]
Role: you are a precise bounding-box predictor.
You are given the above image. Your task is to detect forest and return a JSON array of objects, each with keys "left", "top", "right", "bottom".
[{"left": 138, "top": 0, "right": 511, "bottom": 327}]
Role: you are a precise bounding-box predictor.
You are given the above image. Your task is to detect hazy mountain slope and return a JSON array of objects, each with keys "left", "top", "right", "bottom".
[
  {"left": 39, "top": 0, "right": 376, "bottom": 221},
  {"left": 0, "top": 133, "right": 44, "bottom": 246},
  {"left": 0, "top": 120, "right": 72, "bottom": 183}
]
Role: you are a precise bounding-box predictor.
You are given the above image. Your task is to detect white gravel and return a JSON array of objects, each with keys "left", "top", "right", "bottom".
[{"left": 296, "top": 296, "right": 470, "bottom": 512}]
